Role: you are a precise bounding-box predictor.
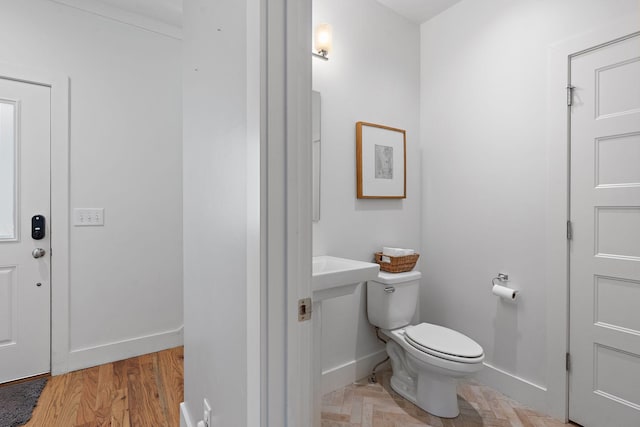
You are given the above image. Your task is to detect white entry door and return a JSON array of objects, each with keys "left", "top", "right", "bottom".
[
  {"left": 0, "top": 78, "right": 51, "bottom": 383},
  {"left": 569, "top": 33, "right": 640, "bottom": 427}
]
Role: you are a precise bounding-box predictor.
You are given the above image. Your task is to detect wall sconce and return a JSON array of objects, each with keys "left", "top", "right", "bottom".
[{"left": 313, "top": 23, "right": 332, "bottom": 61}]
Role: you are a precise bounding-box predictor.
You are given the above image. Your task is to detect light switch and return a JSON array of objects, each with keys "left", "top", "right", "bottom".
[{"left": 73, "top": 208, "right": 104, "bottom": 226}]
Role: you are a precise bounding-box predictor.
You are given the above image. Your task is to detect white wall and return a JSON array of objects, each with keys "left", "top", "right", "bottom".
[
  {"left": 312, "top": 0, "right": 421, "bottom": 393},
  {"left": 182, "top": 0, "right": 258, "bottom": 425},
  {"left": 420, "top": 0, "right": 640, "bottom": 414},
  {"left": 0, "top": 0, "right": 183, "bottom": 368}
]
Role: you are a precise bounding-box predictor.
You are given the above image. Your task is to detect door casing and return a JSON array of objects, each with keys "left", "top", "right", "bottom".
[
  {"left": 0, "top": 63, "right": 70, "bottom": 376},
  {"left": 261, "top": 0, "right": 314, "bottom": 424},
  {"left": 546, "top": 17, "right": 640, "bottom": 422}
]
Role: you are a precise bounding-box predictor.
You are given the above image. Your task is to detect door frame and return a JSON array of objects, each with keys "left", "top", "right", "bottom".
[
  {"left": 0, "top": 63, "right": 70, "bottom": 376},
  {"left": 546, "top": 16, "right": 640, "bottom": 422},
  {"left": 262, "top": 0, "right": 314, "bottom": 425}
]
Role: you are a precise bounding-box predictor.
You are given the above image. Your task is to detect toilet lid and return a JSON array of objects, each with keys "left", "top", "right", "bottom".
[{"left": 404, "top": 323, "right": 483, "bottom": 359}]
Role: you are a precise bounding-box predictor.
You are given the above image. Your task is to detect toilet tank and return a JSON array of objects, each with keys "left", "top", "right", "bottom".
[{"left": 367, "top": 270, "right": 422, "bottom": 330}]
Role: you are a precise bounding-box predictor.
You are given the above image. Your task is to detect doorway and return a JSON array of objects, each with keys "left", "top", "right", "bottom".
[
  {"left": 0, "top": 77, "right": 51, "bottom": 383},
  {"left": 568, "top": 32, "right": 640, "bottom": 426}
]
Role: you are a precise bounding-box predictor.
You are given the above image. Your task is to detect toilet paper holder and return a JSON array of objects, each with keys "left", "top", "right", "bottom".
[{"left": 491, "top": 273, "right": 509, "bottom": 287}]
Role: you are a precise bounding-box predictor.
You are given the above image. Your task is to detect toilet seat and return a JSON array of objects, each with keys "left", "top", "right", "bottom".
[{"left": 404, "top": 323, "right": 484, "bottom": 364}]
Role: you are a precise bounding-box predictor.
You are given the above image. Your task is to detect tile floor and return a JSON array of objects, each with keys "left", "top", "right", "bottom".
[{"left": 321, "top": 370, "right": 575, "bottom": 427}]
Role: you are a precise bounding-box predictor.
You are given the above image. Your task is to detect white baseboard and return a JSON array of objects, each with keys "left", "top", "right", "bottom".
[
  {"left": 321, "top": 352, "right": 555, "bottom": 419},
  {"left": 180, "top": 402, "right": 195, "bottom": 427},
  {"left": 63, "top": 325, "right": 184, "bottom": 373},
  {"left": 475, "top": 361, "right": 549, "bottom": 416},
  {"left": 321, "top": 350, "right": 387, "bottom": 395}
]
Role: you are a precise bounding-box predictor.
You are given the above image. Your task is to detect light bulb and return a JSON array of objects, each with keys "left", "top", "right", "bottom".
[{"left": 314, "top": 23, "right": 332, "bottom": 58}]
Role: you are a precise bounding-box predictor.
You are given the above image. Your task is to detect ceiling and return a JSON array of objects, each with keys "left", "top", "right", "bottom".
[
  {"left": 376, "top": 0, "right": 463, "bottom": 24},
  {"left": 85, "top": 0, "right": 462, "bottom": 29}
]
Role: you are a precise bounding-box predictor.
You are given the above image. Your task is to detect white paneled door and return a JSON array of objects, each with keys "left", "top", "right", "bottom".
[
  {"left": 569, "top": 33, "right": 640, "bottom": 427},
  {"left": 0, "top": 78, "right": 51, "bottom": 383}
]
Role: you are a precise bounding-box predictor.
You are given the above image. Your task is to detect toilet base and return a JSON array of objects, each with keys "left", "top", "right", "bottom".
[
  {"left": 389, "top": 375, "right": 418, "bottom": 406},
  {"left": 388, "top": 368, "right": 460, "bottom": 418},
  {"left": 385, "top": 335, "right": 478, "bottom": 419},
  {"left": 416, "top": 368, "right": 460, "bottom": 418}
]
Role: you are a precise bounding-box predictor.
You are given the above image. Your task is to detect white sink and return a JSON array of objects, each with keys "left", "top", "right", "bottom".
[{"left": 312, "top": 255, "right": 380, "bottom": 300}]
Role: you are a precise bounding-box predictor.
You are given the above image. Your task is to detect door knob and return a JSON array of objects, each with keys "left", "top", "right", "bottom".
[{"left": 32, "top": 248, "right": 46, "bottom": 258}]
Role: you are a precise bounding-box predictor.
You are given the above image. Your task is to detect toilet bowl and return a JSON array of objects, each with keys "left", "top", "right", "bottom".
[
  {"left": 382, "top": 324, "right": 484, "bottom": 417},
  {"left": 367, "top": 271, "right": 484, "bottom": 418}
]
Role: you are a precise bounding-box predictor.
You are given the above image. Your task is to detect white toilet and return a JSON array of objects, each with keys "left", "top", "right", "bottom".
[{"left": 367, "top": 270, "right": 484, "bottom": 418}]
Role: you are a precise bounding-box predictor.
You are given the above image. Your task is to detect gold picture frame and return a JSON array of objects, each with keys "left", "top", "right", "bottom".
[{"left": 356, "top": 121, "right": 406, "bottom": 199}]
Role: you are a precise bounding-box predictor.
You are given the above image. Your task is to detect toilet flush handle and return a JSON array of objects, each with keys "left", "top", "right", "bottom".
[{"left": 384, "top": 286, "right": 395, "bottom": 294}]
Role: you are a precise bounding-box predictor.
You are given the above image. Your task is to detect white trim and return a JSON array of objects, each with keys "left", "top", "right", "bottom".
[
  {"left": 67, "top": 326, "right": 183, "bottom": 372},
  {"left": 320, "top": 352, "right": 550, "bottom": 413},
  {"left": 245, "top": 0, "right": 261, "bottom": 426},
  {"left": 264, "top": 0, "right": 288, "bottom": 423},
  {"left": 48, "top": 0, "right": 182, "bottom": 40},
  {"left": 0, "top": 63, "right": 71, "bottom": 377},
  {"left": 321, "top": 350, "right": 387, "bottom": 395},
  {"left": 546, "top": 16, "right": 640, "bottom": 422},
  {"left": 286, "top": 0, "right": 314, "bottom": 422},
  {"left": 263, "top": 0, "right": 313, "bottom": 424},
  {"left": 50, "top": 74, "right": 71, "bottom": 376},
  {"left": 180, "top": 402, "right": 195, "bottom": 427},
  {"left": 476, "top": 362, "right": 547, "bottom": 414}
]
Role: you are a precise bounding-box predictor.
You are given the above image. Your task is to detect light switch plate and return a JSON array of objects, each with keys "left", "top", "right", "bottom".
[{"left": 73, "top": 208, "right": 104, "bottom": 226}]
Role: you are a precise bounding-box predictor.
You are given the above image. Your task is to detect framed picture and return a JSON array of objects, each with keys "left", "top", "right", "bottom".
[{"left": 356, "top": 121, "right": 406, "bottom": 199}]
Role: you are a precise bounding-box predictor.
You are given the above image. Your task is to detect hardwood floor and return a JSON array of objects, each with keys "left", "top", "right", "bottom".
[
  {"left": 25, "top": 346, "right": 183, "bottom": 427},
  {"left": 321, "top": 369, "right": 575, "bottom": 427},
  {"left": 21, "top": 348, "right": 572, "bottom": 426}
]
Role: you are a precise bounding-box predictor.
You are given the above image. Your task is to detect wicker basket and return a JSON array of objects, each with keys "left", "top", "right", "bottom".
[{"left": 374, "top": 252, "right": 420, "bottom": 273}]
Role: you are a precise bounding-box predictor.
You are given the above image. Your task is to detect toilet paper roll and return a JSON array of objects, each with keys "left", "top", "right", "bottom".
[{"left": 492, "top": 283, "right": 518, "bottom": 300}]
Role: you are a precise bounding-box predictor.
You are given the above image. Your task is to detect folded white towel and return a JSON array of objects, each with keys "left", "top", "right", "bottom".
[{"left": 382, "top": 247, "right": 415, "bottom": 257}]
